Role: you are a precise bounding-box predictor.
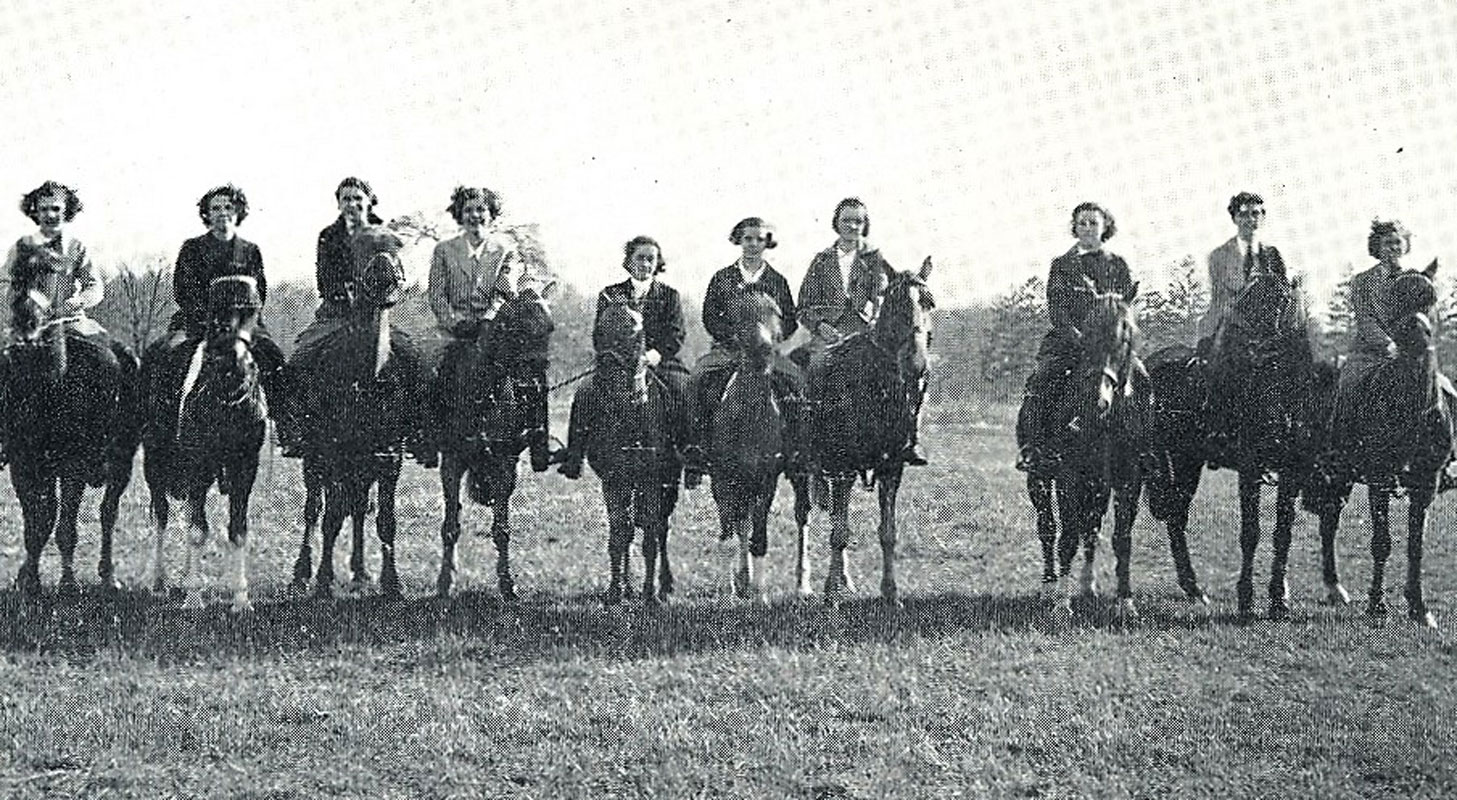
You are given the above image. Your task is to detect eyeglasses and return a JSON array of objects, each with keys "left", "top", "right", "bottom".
[
  {"left": 740, "top": 236, "right": 767, "bottom": 242},
  {"left": 1236, "top": 208, "right": 1267, "bottom": 217}
]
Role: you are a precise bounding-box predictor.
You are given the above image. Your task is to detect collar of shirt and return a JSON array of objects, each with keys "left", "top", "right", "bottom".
[
  {"left": 1075, "top": 245, "right": 1101, "bottom": 257},
  {"left": 737, "top": 258, "right": 767, "bottom": 285},
  {"left": 466, "top": 235, "right": 490, "bottom": 262},
  {"left": 28, "top": 229, "right": 68, "bottom": 251},
  {"left": 1238, "top": 237, "right": 1260, "bottom": 259},
  {"left": 629, "top": 276, "right": 654, "bottom": 298}
]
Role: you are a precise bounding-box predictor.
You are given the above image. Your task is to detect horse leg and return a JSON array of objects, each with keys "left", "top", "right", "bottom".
[
  {"left": 714, "top": 483, "right": 750, "bottom": 599},
  {"left": 492, "top": 494, "right": 516, "bottom": 603},
  {"left": 601, "top": 481, "right": 632, "bottom": 606},
  {"left": 1234, "top": 471, "right": 1262, "bottom": 621},
  {"left": 181, "top": 488, "right": 211, "bottom": 610},
  {"left": 791, "top": 473, "right": 813, "bottom": 597},
  {"left": 147, "top": 484, "right": 171, "bottom": 595},
  {"left": 437, "top": 454, "right": 464, "bottom": 598},
  {"left": 11, "top": 468, "right": 53, "bottom": 596},
  {"left": 749, "top": 479, "right": 773, "bottom": 603},
  {"left": 226, "top": 463, "right": 257, "bottom": 614},
  {"left": 1027, "top": 474, "right": 1058, "bottom": 586},
  {"left": 1053, "top": 481, "right": 1082, "bottom": 612},
  {"left": 1317, "top": 472, "right": 1354, "bottom": 606},
  {"left": 377, "top": 462, "right": 402, "bottom": 600},
  {"left": 1079, "top": 483, "right": 1109, "bottom": 599},
  {"left": 291, "top": 460, "right": 322, "bottom": 594},
  {"left": 1366, "top": 484, "right": 1392, "bottom": 620},
  {"left": 1111, "top": 478, "right": 1138, "bottom": 618},
  {"left": 315, "top": 481, "right": 348, "bottom": 599},
  {"left": 1267, "top": 480, "right": 1296, "bottom": 621},
  {"left": 658, "top": 484, "right": 676, "bottom": 599},
  {"left": 97, "top": 468, "right": 130, "bottom": 594},
  {"left": 1163, "top": 454, "right": 1208, "bottom": 604},
  {"left": 640, "top": 488, "right": 663, "bottom": 606},
  {"left": 54, "top": 475, "right": 87, "bottom": 598},
  {"left": 1405, "top": 485, "right": 1436, "bottom": 628},
  {"left": 877, "top": 465, "right": 904, "bottom": 606},
  {"left": 349, "top": 480, "right": 372, "bottom": 589},
  {"left": 823, "top": 477, "right": 853, "bottom": 607}
]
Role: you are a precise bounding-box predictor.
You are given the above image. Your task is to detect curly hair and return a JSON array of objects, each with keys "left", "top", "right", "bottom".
[
  {"left": 20, "top": 181, "right": 83, "bottom": 223},
  {"left": 1368, "top": 219, "right": 1411, "bottom": 260},
  {"left": 446, "top": 186, "right": 502, "bottom": 224},
  {"left": 336, "top": 176, "right": 378, "bottom": 208},
  {"left": 1227, "top": 191, "right": 1265, "bottom": 220},
  {"left": 832, "top": 197, "right": 870, "bottom": 236},
  {"left": 1070, "top": 201, "right": 1117, "bottom": 242},
  {"left": 197, "top": 184, "right": 249, "bottom": 225},
  {"left": 729, "top": 216, "right": 777, "bottom": 249},
  {"left": 622, "top": 235, "right": 667, "bottom": 274}
]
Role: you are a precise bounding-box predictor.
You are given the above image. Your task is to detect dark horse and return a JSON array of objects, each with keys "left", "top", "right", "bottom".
[
  {"left": 1305, "top": 262, "right": 1448, "bottom": 628},
  {"left": 1025, "top": 280, "right": 1146, "bottom": 617},
  {"left": 707, "top": 290, "right": 802, "bottom": 602},
  {"left": 288, "top": 229, "right": 426, "bottom": 599},
  {"left": 142, "top": 276, "right": 268, "bottom": 612},
  {"left": 1145, "top": 272, "right": 1321, "bottom": 620},
  {"left": 806, "top": 257, "right": 933, "bottom": 606},
  {"left": 4, "top": 290, "right": 138, "bottom": 596},
  {"left": 436, "top": 289, "right": 554, "bottom": 601},
  {"left": 586, "top": 301, "right": 679, "bottom": 606}
]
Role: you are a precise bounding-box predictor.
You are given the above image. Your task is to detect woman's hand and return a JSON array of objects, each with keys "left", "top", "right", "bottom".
[{"left": 644, "top": 349, "right": 662, "bottom": 367}]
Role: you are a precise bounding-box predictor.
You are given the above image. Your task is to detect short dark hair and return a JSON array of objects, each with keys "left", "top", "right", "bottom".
[
  {"left": 447, "top": 186, "right": 502, "bottom": 224},
  {"left": 1227, "top": 192, "right": 1265, "bottom": 220},
  {"left": 1368, "top": 219, "right": 1411, "bottom": 260},
  {"left": 832, "top": 197, "right": 870, "bottom": 236},
  {"left": 729, "top": 217, "right": 777, "bottom": 249},
  {"left": 20, "top": 181, "right": 83, "bottom": 223},
  {"left": 198, "top": 184, "right": 249, "bottom": 225},
  {"left": 622, "top": 235, "right": 667, "bottom": 274},
  {"left": 336, "top": 176, "right": 378, "bottom": 208},
  {"left": 1070, "top": 201, "right": 1117, "bottom": 241}
]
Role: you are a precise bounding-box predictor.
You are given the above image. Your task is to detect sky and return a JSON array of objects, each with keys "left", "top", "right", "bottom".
[{"left": 2, "top": 0, "right": 1455, "bottom": 309}]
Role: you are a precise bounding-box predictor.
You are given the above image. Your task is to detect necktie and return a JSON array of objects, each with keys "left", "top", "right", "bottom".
[{"left": 1244, "top": 244, "right": 1255, "bottom": 277}]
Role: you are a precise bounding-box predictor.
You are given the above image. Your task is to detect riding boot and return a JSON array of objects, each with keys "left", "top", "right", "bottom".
[
  {"left": 108, "top": 342, "right": 142, "bottom": 467},
  {"left": 520, "top": 370, "right": 555, "bottom": 472},
  {"left": 681, "top": 371, "right": 717, "bottom": 488},
  {"left": 900, "top": 375, "right": 929, "bottom": 466},
  {"left": 1015, "top": 392, "right": 1044, "bottom": 472}
]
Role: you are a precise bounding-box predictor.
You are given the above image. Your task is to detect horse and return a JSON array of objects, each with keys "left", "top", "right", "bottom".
[
  {"left": 287, "top": 229, "right": 426, "bottom": 599},
  {"left": 435, "top": 289, "right": 554, "bottom": 601},
  {"left": 805, "top": 257, "right": 933, "bottom": 607},
  {"left": 141, "top": 275, "right": 268, "bottom": 612},
  {"left": 706, "top": 290, "right": 803, "bottom": 602},
  {"left": 1024, "top": 280, "right": 1146, "bottom": 617},
  {"left": 1305, "top": 262, "right": 1449, "bottom": 628},
  {"left": 585, "top": 301, "right": 679, "bottom": 606},
  {"left": 1145, "top": 272, "right": 1319, "bottom": 621},
  {"left": 4, "top": 290, "right": 138, "bottom": 596}
]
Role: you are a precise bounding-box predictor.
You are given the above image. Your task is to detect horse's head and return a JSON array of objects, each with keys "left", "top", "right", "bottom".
[
  {"left": 874, "top": 257, "right": 936, "bottom": 383},
  {"left": 734, "top": 288, "right": 784, "bottom": 372},
  {"left": 350, "top": 226, "right": 406, "bottom": 309},
  {"left": 1390, "top": 262, "right": 1443, "bottom": 414},
  {"left": 1073, "top": 281, "right": 1139, "bottom": 427},
  {"left": 191, "top": 275, "right": 266, "bottom": 421},
  {"left": 593, "top": 300, "right": 648, "bottom": 404},
  {"left": 1229, "top": 273, "right": 1303, "bottom": 340}
]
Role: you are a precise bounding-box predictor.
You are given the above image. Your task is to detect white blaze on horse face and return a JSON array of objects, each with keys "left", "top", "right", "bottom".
[
  {"left": 177, "top": 341, "right": 209, "bottom": 427},
  {"left": 374, "top": 308, "right": 391, "bottom": 377}
]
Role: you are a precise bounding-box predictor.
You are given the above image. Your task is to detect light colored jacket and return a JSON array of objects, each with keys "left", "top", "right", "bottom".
[
  {"left": 428, "top": 232, "right": 520, "bottom": 333},
  {"left": 4, "top": 231, "right": 105, "bottom": 336}
]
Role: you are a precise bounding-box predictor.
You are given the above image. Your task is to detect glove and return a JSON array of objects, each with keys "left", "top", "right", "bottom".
[{"left": 644, "top": 349, "right": 662, "bottom": 367}]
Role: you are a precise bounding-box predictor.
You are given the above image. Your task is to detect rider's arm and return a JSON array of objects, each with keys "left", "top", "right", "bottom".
[
  {"left": 67, "top": 240, "right": 103, "bottom": 310},
  {"left": 173, "top": 238, "right": 205, "bottom": 324},
  {"left": 1351, "top": 270, "right": 1396, "bottom": 355},
  {"left": 3, "top": 242, "right": 21, "bottom": 306},
  {"left": 650, "top": 283, "right": 686, "bottom": 361},
  {"left": 428, "top": 240, "right": 461, "bottom": 331},
  {"left": 702, "top": 269, "right": 736, "bottom": 346},
  {"left": 1045, "top": 253, "right": 1079, "bottom": 334},
  {"left": 797, "top": 251, "right": 843, "bottom": 338}
]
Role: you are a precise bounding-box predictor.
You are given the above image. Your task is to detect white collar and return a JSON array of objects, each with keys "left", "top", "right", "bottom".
[
  {"left": 629, "top": 276, "right": 654, "bottom": 298},
  {"left": 29, "top": 229, "right": 68, "bottom": 249},
  {"left": 464, "top": 234, "right": 491, "bottom": 260},
  {"left": 737, "top": 258, "right": 767, "bottom": 283},
  {"left": 1238, "top": 237, "right": 1260, "bottom": 255},
  {"left": 1075, "top": 245, "right": 1102, "bottom": 256}
]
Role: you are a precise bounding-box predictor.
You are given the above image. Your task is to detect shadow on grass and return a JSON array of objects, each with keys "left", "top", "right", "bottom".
[{"left": 0, "top": 584, "right": 1227, "bottom": 665}]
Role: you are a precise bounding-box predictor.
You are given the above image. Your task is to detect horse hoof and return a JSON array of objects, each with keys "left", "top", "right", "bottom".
[
  {"left": 57, "top": 576, "right": 80, "bottom": 600},
  {"left": 287, "top": 579, "right": 310, "bottom": 599},
  {"left": 1409, "top": 608, "right": 1438, "bottom": 629},
  {"left": 1366, "top": 600, "right": 1389, "bottom": 619},
  {"left": 14, "top": 571, "right": 41, "bottom": 598},
  {"left": 183, "top": 591, "right": 206, "bottom": 610},
  {"left": 1116, "top": 598, "right": 1139, "bottom": 620},
  {"left": 231, "top": 597, "right": 254, "bottom": 615},
  {"left": 313, "top": 581, "right": 335, "bottom": 601},
  {"left": 1268, "top": 601, "right": 1291, "bottom": 622},
  {"left": 602, "top": 587, "right": 623, "bottom": 607},
  {"left": 1323, "top": 583, "right": 1351, "bottom": 606},
  {"left": 97, "top": 577, "right": 123, "bottom": 597},
  {"left": 380, "top": 577, "right": 403, "bottom": 601}
]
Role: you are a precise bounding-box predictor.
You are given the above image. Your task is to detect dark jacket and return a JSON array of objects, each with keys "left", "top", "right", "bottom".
[
  {"left": 702, "top": 262, "right": 797, "bottom": 346},
  {"left": 1046, "top": 247, "right": 1134, "bottom": 332},
  {"left": 173, "top": 233, "right": 267, "bottom": 329},
  {"left": 316, "top": 213, "right": 384, "bottom": 305},
  {"left": 797, "top": 245, "right": 896, "bottom": 337},
  {"left": 596, "top": 279, "right": 685, "bottom": 365}
]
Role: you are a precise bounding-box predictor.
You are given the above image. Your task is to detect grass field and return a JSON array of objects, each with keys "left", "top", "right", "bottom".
[{"left": 2, "top": 404, "right": 1456, "bottom": 798}]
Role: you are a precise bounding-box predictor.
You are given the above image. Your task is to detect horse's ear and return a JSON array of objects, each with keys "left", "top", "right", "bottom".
[
  {"left": 1424, "top": 257, "right": 1439, "bottom": 280},
  {"left": 1124, "top": 281, "right": 1138, "bottom": 303},
  {"left": 918, "top": 255, "right": 933, "bottom": 282}
]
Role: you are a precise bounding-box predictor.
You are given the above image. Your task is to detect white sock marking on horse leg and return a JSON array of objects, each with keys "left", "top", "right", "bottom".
[
  {"left": 374, "top": 308, "right": 391, "bottom": 377},
  {"left": 149, "top": 514, "right": 168, "bottom": 592},
  {"left": 751, "top": 554, "right": 765, "bottom": 603},
  {"left": 231, "top": 537, "right": 251, "bottom": 613}
]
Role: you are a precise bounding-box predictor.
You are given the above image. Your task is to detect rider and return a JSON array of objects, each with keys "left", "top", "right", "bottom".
[
  {"left": 558, "top": 235, "right": 691, "bottom": 479},
  {"left": 292, "top": 177, "right": 384, "bottom": 361},
  {"left": 1331, "top": 219, "right": 1413, "bottom": 449},
  {"left": 796, "top": 196, "right": 928, "bottom": 466},
  {"left": 1201, "top": 191, "right": 1291, "bottom": 468},
  {"left": 1015, "top": 201, "right": 1136, "bottom": 472},
  {"left": 682, "top": 216, "right": 804, "bottom": 488},
  {"left": 151, "top": 184, "right": 294, "bottom": 450},
  {"left": 0, "top": 181, "right": 139, "bottom": 467},
  {"left": 427, "top": 185, "right": 556, "bottom": 472}
]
